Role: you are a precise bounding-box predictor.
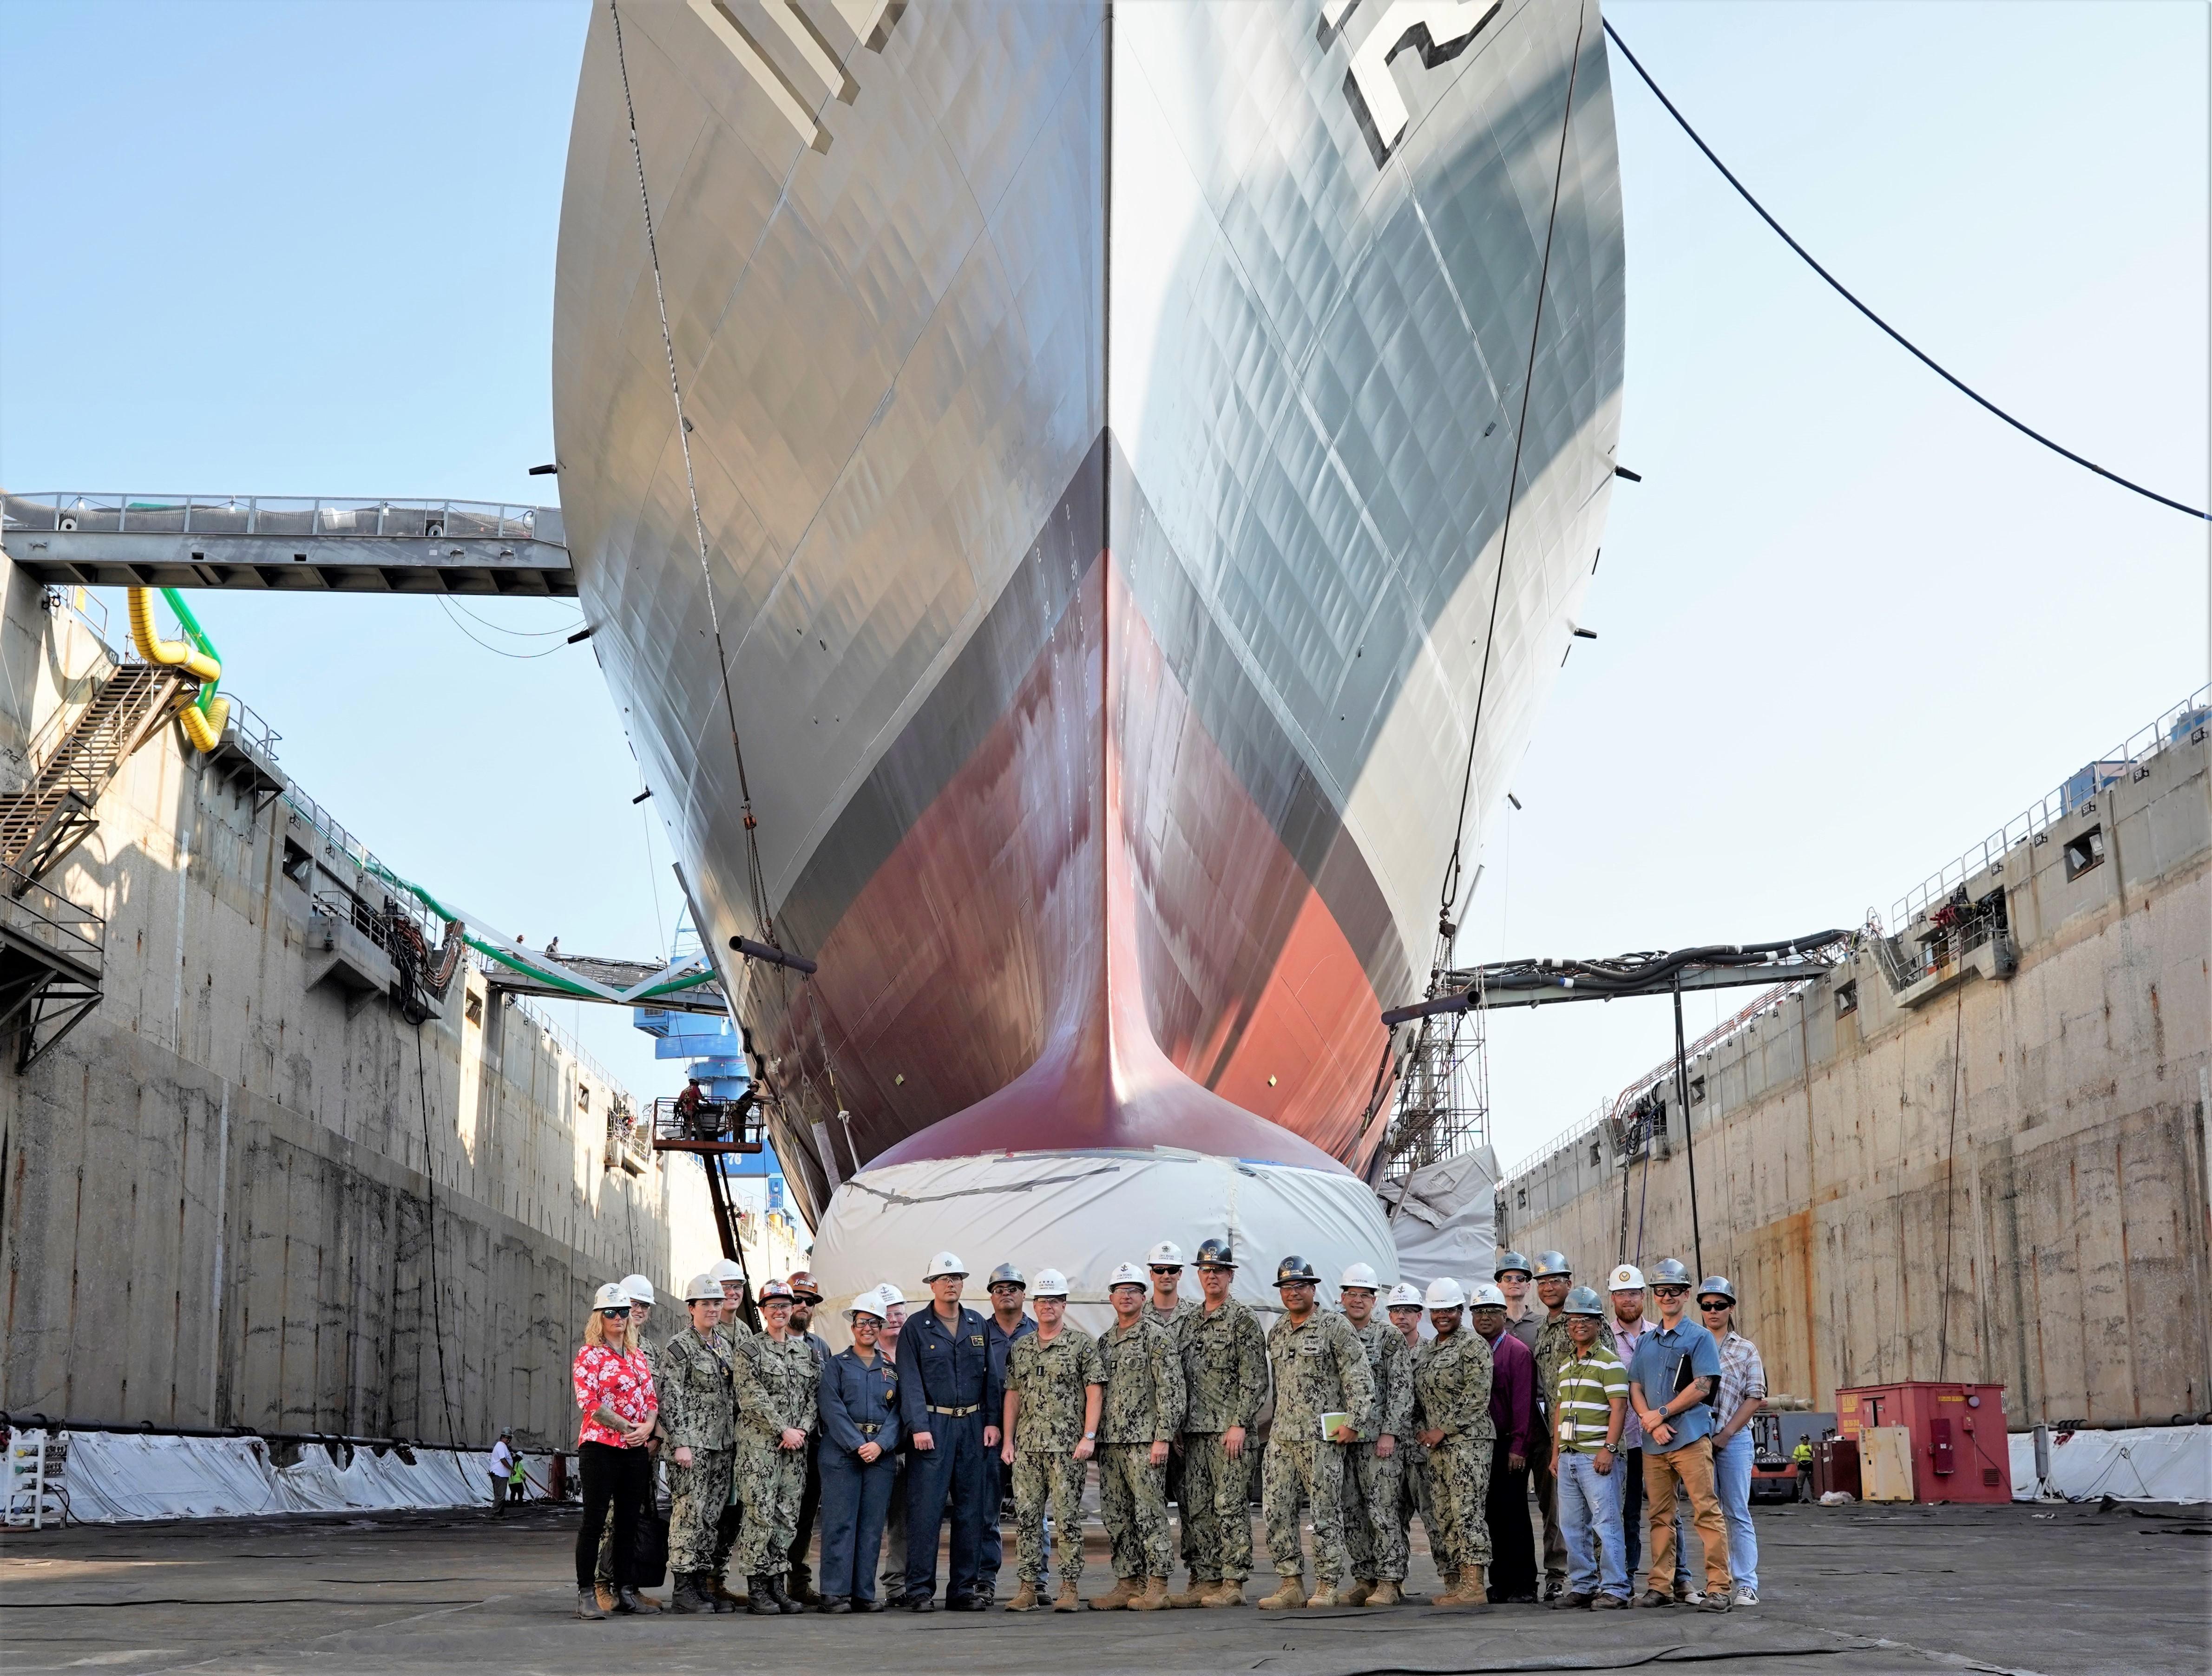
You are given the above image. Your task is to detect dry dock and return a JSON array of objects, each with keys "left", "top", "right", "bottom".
[{"left": 3, "top": 1500, "right": 2206, "bottom": 1675}]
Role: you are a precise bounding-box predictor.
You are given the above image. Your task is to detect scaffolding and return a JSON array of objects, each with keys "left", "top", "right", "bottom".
[{"left": 1379, "top": 919, "right": 1490, "bottom": 1184}]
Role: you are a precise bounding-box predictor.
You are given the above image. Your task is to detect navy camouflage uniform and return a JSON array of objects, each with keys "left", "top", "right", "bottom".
[
  {"left": 1098, "top": 1315, "right": 1186, "bottom": 1581},
  {"left": 1005, "top": 1327, "right": 1106, "bottom": 1589},
  {"left": 660, "top": 1323, "right": 737, "bottom": 1576},
  {"left": 1175, "top": 1295, "right": 1268, "bottom": 1585},
  {"left": 1263, "top": 1310, "right": 1373, "bottom": 1587},
  {"left": 731, "top": 1330, "right": 820, "bottom": 1578},
  {"left": 1343, "top": 1319, "right": 1415, "bottom": 1585},
  {"left": 1411, "top": 1329, "right": 1495, "bottom": 1575}
]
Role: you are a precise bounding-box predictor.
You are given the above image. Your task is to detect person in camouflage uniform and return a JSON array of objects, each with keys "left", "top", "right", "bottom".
[
  {"left": 1095, "top": 1264, "right": 1187, "bottom": 1610},
  {"left": 1172, "top": 1240, "right": 1269, "bottom": 1607},
  {"left": 597, "top": 1277, "right": 666, "bottom": 1610},
  {"left": 1529, "top": 1253, "right": 1578, "bottom": 1598},
  {"left": 707, "top": 1261, "right": 756, "bottom": 1604},
  {"left": 662, "top": 1275, "right": 740, "bottom": 1613},
  {"left": 1412, "top": 1278, "right": 1496, "bottom": 1609},
  {"left": 998, "top": 1269, "right": 1103, "bottom": 1612},
  {"left": 731, "top": 1279, "right": 819, "bottom": 1614},
  {"left": 1337, "top": 1267, "right": 1413, "bottom": 1606},
  {"left": 1258, "top": 1256, "right": 1373, "bottom": 1610},
  {"left": 1385, "top": 1283, "right": 1435, "bottom": 1567}
]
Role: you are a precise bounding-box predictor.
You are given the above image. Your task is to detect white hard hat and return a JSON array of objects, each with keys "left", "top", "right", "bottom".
[
  {"left": 1145, "top": 1240, "right": 1185, "bottom": 1266},
  {"left": 847, "top": 1290, "right": 886, "bottom": 1322},
  {"left": 592, "top": 1282, "right": 631, "bottom": 1311},
  {"left": 683, "top": 1273, "right": 723, "bottom": 1303},
  {"left": 707, "top": 1258, "right": 745, "bottom": 1286},
  {"left": 1108, "top": 1261, "right": 1148, "bottom": 1289},
  {"left": 922, "top": 1251, "right": 967, "bottom": 1282},
  {"left": 620, "top": 1273, "right": 655, "bottom": 1305},
  {"left": 1424, "top": 1277, "right": 1467, "bottom": 1310},
  {"left": 1608, "top": 1264, "right": 1647, "bottom": 1291},
  {"left": 874, "top": 1283, "right": 906, "bottom": 1310},
  {"left": 1031, "top": 1268, "right": 1070, "bottom": 1298},
  {"left": 1468, "top": 1282, "right": 1507, "bottom": 1309},
  {"left": 1340, "top": 1262, "right": 1381, "bottom": 1291},
  {"left": 1386, "top": 1282, "right": 1424, "bottom": 1308}
]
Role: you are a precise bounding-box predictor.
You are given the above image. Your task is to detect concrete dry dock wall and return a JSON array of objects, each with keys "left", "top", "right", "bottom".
[
  {"left": 0, "top": 560, "right": 718, "bottom": 1449},
  {"left": 1498, "top": 717, "right": 2211, "bottom": 1429}
]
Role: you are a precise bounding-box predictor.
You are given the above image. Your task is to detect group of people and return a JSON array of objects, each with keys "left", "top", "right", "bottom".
[{"left": 563, "top": 1239, "right": 1767, "bottom": 1622}]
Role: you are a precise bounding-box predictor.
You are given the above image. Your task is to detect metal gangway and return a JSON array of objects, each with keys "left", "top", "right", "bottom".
[{"left": 3, "top": 491, "right": 572, "bottom": 596}]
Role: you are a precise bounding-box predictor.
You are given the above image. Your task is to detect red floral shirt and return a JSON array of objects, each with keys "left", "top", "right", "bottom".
[{"left": 573, "top": 1344, "right": 658, "bottom": 1448}]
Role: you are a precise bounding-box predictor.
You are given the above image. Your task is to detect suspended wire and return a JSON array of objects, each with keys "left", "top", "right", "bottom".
[
  {"left": 440, "top": 595, "right": 585, "bottom": 637},
  {"left": 1439, "top": 7, "right": 1588, "bottom": 916},
  {"left": 1604, "top": 19, "right": 2209, "bottom": 523},
  {"left": 435, "top": 595, "right": 569, "bottom": 659}
]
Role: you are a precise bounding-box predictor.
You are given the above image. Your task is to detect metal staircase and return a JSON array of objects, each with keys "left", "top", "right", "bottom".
[{"left": 0, "top": 660, "right": 194, "bottom": 890}]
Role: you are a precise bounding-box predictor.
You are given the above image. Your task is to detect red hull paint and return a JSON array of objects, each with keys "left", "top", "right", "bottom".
[{"left": 793, "top": 548, "right": 1391, "bottom": 1176}]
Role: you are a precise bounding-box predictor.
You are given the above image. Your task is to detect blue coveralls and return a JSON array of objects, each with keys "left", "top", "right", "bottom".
[
  {"left": 816, "top": 1344, "right": 902, "bottom": 1604},
  {"left": 897, "top": 1303, "right": 993, "bottom": 1604},
  {"left": 982, "top": 1312, "right": 1035, "bottom": 1594}
]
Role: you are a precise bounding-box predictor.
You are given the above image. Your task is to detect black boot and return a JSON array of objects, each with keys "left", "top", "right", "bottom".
[
  {"left": 671, "top": 1572, "right": 712, "bottom": 1614},
  {"left": 709, "top": 1573, "right": 744, "bottom": 1613},
  {"left": 576, "top": 1585, "right": 608, "bottom": 1620},
  {"left": 852, "top": 1595, "right": 885, "bottom": 1613},
  {"left": 768, "top": 1573, "right": 804, "bottom": 1615},
  {"left": 613, "top": 1585, "right": 644, "bottom": 1615},
  {"left": 747, "top": 1574, "right": 781, "bottom": 1616},
  {"left": 817, "top": 1594, "right": 851, "bottom": 1614}
]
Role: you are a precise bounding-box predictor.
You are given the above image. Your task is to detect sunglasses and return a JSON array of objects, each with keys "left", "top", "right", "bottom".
[
  {"left": 601, "top": 1307, "right": 631, "bottom": 1319},
  {"left": 1700, "top": 1301, "right": 1730, "bottom": 1312},
  {"left": 1150, "top": 1265, "right": 1182, "bottom": 1275},
  {"left": 1653, "top": 1286, "right": 1689, "bottom": 1298}
]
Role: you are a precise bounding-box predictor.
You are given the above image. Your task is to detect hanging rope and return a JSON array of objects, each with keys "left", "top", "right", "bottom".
[
  {"left": 608, "top": 0, "right": 783, "bottom": 949},
  {"left": 1604, "top": 19, "right": 2208, "bottom": 523},
  {"left": 1438, "top": 6, "right": 1588, "bottom": 916}
]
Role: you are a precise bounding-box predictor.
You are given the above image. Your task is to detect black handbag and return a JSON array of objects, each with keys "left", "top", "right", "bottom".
[{"left": 630, "top": 1500, "right": 670, "bottom": 1588}]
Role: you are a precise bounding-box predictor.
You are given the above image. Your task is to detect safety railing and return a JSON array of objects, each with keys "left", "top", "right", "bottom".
[
  {"left": 220, "top": 694, "right": 282, "bottom": 761},
  {"left": 0, "top": 862, "right": 105, "bottom": 965},
  {"left": 3, "top": 492, "right": 564, "bottom": 549},
  {"left": 1893, "top": 683, "right": 2211, "bottom": 929},
  {"left": 647, "top": 1093, "right": 766, "bottom": 1152}
]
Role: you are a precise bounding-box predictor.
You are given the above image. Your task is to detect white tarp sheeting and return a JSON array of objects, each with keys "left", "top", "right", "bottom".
[
  {"left": 1377, "top": 1145, "right": 1498, "bottom": 1299},
  {"left": 2009, "top": 1426, "right": 2211, "bottom": 1504},
  {"left": 811, "top": 1147, "right": 1398, "bottom": 1343},
  {"left": 31, "top": 1430, "right": 560, "bottom": 1524}
]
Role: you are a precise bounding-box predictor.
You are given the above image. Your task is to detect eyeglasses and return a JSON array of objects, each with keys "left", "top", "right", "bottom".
[{"left": 1652, "top": 1285, "right": 1688, "bottom": 1298}]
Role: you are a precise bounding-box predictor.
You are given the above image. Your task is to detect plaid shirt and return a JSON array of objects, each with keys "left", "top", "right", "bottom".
[{"left": 1714, "top": 1329, "right": 1766, "bottom": 1423}]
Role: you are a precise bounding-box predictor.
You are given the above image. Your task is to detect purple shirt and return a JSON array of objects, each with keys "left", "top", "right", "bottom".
[{"left": 1479, "top": 1327, "right": 1534, "bottom": 1463}]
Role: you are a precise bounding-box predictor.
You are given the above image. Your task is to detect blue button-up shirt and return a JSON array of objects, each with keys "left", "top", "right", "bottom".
[
  {"left": 985, "top": 1311, "right": 1035, "bottom": 1429},
  {"left": 1626, "top": 1318, "right": 1722, "bottom": 1454},
  {"left": 896, "top": 1303, "right": 992, "bottom": 1435},
  {"left": 818, "top": 1345, "right": 903, "bottom": 1457}
]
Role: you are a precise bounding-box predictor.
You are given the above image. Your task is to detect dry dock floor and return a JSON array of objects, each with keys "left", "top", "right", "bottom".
[{"left": 3, "top": 1498, "right": 2205, "bottom": 1676}]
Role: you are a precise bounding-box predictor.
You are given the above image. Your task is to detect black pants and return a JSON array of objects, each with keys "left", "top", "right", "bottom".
[
  {"left": 576, "top": 1441, "right": 651, "bottom": 1590},
  {"left": 1484, "top": 1457, "right": 1538, "bottom": 1599},
  {"left": 788, "top": 1446, "right": 823, "bottom": 1588}
]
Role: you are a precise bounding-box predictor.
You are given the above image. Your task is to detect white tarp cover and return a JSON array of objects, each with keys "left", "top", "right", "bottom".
[
  {"left": 1377, "top": 1145, "right": 1498, "bottom": 1298},
  {"left": 2008, "top": 1426, "right": 2211, "bottom": 1504},
  {"left": 810, "top": 1147, "right": 1398, "bottom": 1343},
  {"left": 35, "top": 1430, "right": 561, "bottom": 1524}
]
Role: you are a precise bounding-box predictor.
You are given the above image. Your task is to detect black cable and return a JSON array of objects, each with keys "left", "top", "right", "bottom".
[
  {"left": 1441, "top": 7, "right": 1588, "bottom": 915},
  {"left": 440, "top": 596, "right": 585, "bottom": 637},
  {"left": 413, "top": 1025, "right": 463, "bottom": 1451},
  {"left": 434, "top": 596, "right": 569, "bottom": 660},
  {"left": 1604, "top": 19, "right": 2209, "bottom": 523}
]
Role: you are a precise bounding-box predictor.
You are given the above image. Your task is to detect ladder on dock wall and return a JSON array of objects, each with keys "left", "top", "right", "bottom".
[{"left": 0, "top": 661, "right": 194, "bottom": 890}]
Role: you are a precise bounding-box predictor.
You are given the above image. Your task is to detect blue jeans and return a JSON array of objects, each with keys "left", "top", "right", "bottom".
[
  {"left": 1556, "top": 1452, "right": 1629, "bottom": 1600},
  {"left": 818, "top": 1441, "right": 899, "bottom": 1603},
  {"left": 1712, "top": 1428, "right": 1758, "bottom": 1592}
]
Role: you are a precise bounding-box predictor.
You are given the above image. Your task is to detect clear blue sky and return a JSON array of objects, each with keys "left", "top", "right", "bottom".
[{"left": 2, "top": 1, "right": 2205, "bottom": 1168}]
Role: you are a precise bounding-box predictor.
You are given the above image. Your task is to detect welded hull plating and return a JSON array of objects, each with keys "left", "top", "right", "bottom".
[{"left": 552, "top": 0, "right": 1625, "bottom": 1228}]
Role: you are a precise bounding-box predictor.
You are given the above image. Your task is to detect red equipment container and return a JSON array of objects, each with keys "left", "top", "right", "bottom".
[{"left": 1835, "top": 1381, "right": 2010, "bottom": 1503}]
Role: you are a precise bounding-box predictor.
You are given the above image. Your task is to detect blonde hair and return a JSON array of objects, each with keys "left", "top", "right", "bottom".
[{"left": 583, "top": 1309, "right": 636, "bottom": 1353}]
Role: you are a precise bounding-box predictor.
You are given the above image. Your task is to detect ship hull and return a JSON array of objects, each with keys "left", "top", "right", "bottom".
[{"left": 552, "top": 0, "right": 1624, "bottom": 1250}]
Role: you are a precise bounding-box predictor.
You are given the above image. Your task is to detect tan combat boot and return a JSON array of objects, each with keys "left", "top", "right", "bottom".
[
  {"left": 1342, "top": 1578, "right": 1374, "bottom": 1606},
  {"left": 1257, "top": 1575, "right": 1306, "bottom": 1610},
  {"left": 1166, "top": 1577, "right": 1212, "bottom": 1609},
  {"left": 1456, "top": 1565, "right": 1491, "bottom": 1609},
  {"left": 594, "top": 1584, "right": 617, "bottom": 1614},
  {"left": 1204, "top": 1578, "right": 1246, "bottom": 1608},
  {"left": 1051, "top": 1578, "right": 1084, "bottom": 1612},
  {"left": 1368, "top": 1580, "right": 1404, "bottom": 1607},
  {"left": 1090, "top": 1575, "right": 1140, "bottom": 1610},
  {"left": 1004, "top": 1582, "right": 1040, "bottom": 1611},
  {"left": 1128, "top": 1577, "right": 1170, "bottom": 1611},
  {"left": 1305, "top": 1581, "right": 1344, "bottom": 1608}
]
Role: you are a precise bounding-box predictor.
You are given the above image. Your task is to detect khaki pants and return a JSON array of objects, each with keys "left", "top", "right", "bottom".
[{"left": 1641, "top": 1437, "right": 1731, "bottom": 1598}]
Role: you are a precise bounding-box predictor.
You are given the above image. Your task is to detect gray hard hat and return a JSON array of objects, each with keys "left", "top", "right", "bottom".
[
  {"left": 1531, "top": 1251, "right": 1572, "bottom": 1280},
  {"left": 1494, "top": 1249, "right": 1532, "bottom": 1279},
  {"left": 1195, "top": 1237, "right": 1236, "bottom": 1269},
  {"left": 1562, "top": 1286, "right": 1606, "bottom": 1318},
  {"left": 1275, "top": 1255, "right": 1319, "bottom": 1286},
  {"left": 987, "top": 1262, "right": 1027, "bottom": 1290},
  {"left": 1696, "top": 1275, "right": 1737, "bottom": 1306},
  {"left": 1648, "top": 1257, "right": 1693, "bottom": 1287}
]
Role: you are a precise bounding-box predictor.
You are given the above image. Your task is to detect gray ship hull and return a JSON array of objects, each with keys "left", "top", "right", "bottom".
[{"left": 552, "top": 0, "right": 1624, "bottom": 1228}]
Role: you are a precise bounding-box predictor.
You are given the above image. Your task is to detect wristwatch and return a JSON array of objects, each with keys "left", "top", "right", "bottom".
[{"left": 1083, "top": 1430, "right": 1096, "bottom": 1439}]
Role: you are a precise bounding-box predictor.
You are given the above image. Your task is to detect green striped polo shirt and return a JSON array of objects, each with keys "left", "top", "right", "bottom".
[{"left": 1550, "top": 1342, "right": 1628, "bottom": 1453}]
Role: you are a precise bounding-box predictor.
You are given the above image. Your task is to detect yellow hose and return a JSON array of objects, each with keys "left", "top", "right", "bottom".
[
  {"left": 178, "top": 694, "right": 230, "bottom": 753},
  {"left": 128, "top": 588, "right": 222, "bottom": 681}
]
